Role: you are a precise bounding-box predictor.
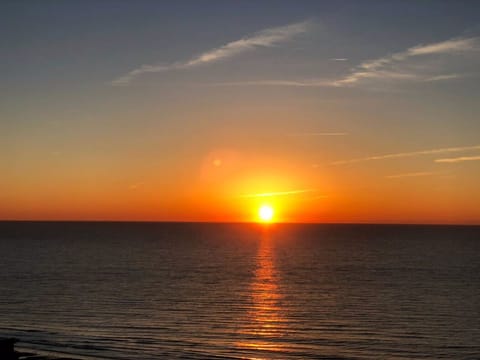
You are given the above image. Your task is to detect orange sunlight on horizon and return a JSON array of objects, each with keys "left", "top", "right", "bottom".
[
  {"left": 2, "top": 148, "right": 480, "bottom": 224},
  {"left": 258, "top": 205, "right": 274, "bottom": 223}
]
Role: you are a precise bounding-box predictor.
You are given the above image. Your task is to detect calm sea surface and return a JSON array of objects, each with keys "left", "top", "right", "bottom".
[{"left": 0, "top": 222, "right": 479, "bottom": 359}]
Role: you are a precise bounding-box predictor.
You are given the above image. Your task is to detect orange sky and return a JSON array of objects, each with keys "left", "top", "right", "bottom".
[
  {"left": 2, "top": 3, "right": 480, "bottom": 224},
  {"left": 2, "top": 144, "right": 479, "bottom": 224}
]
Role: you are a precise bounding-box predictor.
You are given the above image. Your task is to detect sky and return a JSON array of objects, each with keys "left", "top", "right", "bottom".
[{"left": 2, "top": 0, "right": 480, "bottom": 224}]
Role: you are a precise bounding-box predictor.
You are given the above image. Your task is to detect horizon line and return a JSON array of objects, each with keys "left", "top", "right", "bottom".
[{"left": 1, "top": 219, "right": 479, "bottom": 226}]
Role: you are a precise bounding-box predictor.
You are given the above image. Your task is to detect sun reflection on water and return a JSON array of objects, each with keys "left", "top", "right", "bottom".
[{"left": 236, "top": 230, "right": 287, "bottom": 356}]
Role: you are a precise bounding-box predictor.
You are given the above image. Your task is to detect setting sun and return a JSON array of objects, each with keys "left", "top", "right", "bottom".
[{"left": 258, "top": 205, "right": 274, "bottom": 222}]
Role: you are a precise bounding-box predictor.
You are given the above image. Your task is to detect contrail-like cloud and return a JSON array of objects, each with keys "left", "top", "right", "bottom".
[
  {"left": 290, "top": 132, "right": 348, "bottom": 136},
  {"left": 385, "top": 172, "right": 435, "bottom": 179},
  {"left": 407, "top": 38, "right": 477, "bottom": 56},
  {"left": 435, "top": 155, "right": 480, "bottom": 163},
  {"left": 424, "top": 74, "right": 463, "bottom": 82},
  {"left": 332, "top": 145, "right": 480, "bottom": 165},
  {"left": 207, "top": 79, "right": 330, "bottom": 87},
  {"left": 214, "top": 35, "right": 478, "bottom": 88},
  {"left": 240, "top": 189, "right": 317, "bottom": 198},
  {"left": 112, "top": 21, "right": 309, "bottom": 86},
  {"left": 334, "top": 36, "right": 479, "bottom": 86}
]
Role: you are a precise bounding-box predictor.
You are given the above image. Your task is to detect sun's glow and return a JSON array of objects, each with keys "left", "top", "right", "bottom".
[{"left": 258, "top": 205, "right": 274, "bottom": 222}]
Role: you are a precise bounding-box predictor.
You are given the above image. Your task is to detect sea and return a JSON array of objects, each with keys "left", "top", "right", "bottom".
[{"left": 0, "top": 222, "right": 479, "bottom": 359}]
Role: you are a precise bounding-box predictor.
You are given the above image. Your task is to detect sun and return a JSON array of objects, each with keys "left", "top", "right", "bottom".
[{"left": 258, "top": 205, "right": 274, "bottom": 223}]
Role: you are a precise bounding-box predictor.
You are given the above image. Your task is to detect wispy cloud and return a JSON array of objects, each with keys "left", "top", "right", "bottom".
[
  {"left": 407, "top": 38, "right": 477, "bottom": 56},
  {"left": 435, "top": 155, "right": 480, "bottom": 163},
  {"left": 333, "top": 36, "right": 479, "bottom": 87},
  {"left": 424, "top": 74, "right": 463, "bottom": 82},
  {"left": 208, "top": 79, "right": 330, "bottom": 87},
  {"left": 112, "top": 21, "right": 309, "bottom": 86},
  {"left": 385, "top": 172, "right": 435, "bottom": 179},
  {"left": 332, "top": 144, "right": 480, "bottom": 165},
  {"left": 240, "top": 189, "right": 317, "bottom": 198},
  {"left": 215, "top": 35, "right": 478, "bottom": 88},
  {"left": 290, "top": 132, "right": 348, "bottom": 136}
]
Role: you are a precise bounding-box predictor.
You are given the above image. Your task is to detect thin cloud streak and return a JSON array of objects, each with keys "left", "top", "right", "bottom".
[
  {"left": 218, "top": 36, "right": 478, "bottom": 89},
  {"left": 424, "top": 74, "right": 462, "bottom": 82},
  {"left": 435, "top": 155, "right": 480, "bottom": 163},
  {"left": 334, "top": 36, "right": 479, "bottom": 86},
  {"left": 290, "top": 132, "right": 348, "bottom": 136},
  {"left": 240, "top": 189, "right": 317, "bottom": 198},
  {"left": 209, "top": 79, "right": 330, "bottom": 87},
  {"left": 407, "top": 37, "right": 477, "bottom": 56},
  {"left": 332, "top": 145, "right": 480, "bottom": 165},
  {"left": 386, "top": 172, "right": 435, "bottom": 179},
  {"left": 112, "top": 21, "right": 309, "bottom": 85}
]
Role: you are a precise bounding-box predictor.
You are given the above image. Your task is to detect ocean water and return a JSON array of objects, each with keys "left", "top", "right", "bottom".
[{"left": 0, "top": 222, "right": 479, "bottom": 359}]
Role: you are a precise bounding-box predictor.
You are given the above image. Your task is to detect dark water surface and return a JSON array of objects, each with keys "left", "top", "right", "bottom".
[{"left": 0, "top": 222, "right": 479, "bottom": 359}]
